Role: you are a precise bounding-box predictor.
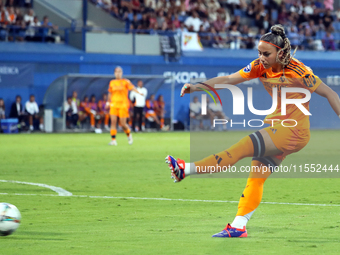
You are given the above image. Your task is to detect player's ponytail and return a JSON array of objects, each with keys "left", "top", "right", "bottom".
[{"left": 260, "top": 24, "right": 296, "bottom": 66}]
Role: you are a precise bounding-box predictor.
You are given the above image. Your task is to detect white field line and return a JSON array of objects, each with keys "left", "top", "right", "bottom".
[
  {"left": 0, "top": 180, "right": 72, "bottom": 196},
  {"left": 0, "top": 192, "right": 339, "bottom": 207}
]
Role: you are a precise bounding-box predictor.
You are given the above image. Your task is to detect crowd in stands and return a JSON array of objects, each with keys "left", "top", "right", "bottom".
[
  {"left": 93, "top": 0, "right": 340, "bottom": 51},
  {"left": 0, "top": 0, "right": 60, "bottom": 42}
]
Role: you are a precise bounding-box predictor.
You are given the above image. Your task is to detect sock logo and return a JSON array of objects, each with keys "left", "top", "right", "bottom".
[
  {"left": 213, "top": 154, "right": 223, "bottom": 164},
  {"left": 224, "top": 151, "right": 232, "bottom": 158},
  {"left": 241, "top": 194, "right": 245, "bottom": 197}
]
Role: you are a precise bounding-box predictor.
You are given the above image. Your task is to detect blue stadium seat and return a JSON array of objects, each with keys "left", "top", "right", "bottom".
[
  {"left": 232, "top": 9, "right": 247, "bottom": 17},
  {"left": 178, "top": 15, "right": 187, "bottom": 23},
  {"left": 333, "top": 21, "right": 340, "bottom": 31},
  {"left": 271, "top": 10, "right": 278, "bottom": 22},
  {"left": 316, "top": 30, "right": 326, "bottom": 40},
  {"left": 334, "top": 32, "right": 340, "bottom": 40}
]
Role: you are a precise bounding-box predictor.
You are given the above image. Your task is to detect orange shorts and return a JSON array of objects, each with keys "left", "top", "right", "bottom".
[
  {"left": 110, "top": 107, "right": 129, "bottom": 118},
  {"left": 264, "top": 124, "right": 310, "bottom": 160}
]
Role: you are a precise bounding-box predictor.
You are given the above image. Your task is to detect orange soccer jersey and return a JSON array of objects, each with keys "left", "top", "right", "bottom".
[
  {"left": 108, "top": 78, "right": 135, "bottom": 109},
  {"left": 239, "top": 58, "right": 322, "bottom": 129}
]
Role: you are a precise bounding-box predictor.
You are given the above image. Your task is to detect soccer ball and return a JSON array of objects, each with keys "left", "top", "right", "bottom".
[{"left": 0, "top": 203, "right": 21, "bottom": 236}]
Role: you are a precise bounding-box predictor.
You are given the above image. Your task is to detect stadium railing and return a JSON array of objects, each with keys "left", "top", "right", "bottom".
[
  {"left": 0, "top": 25, "right": 73, "bottom": 44},
  {"left": 2, "top": 24, "right": 340, "bottom": 53}
]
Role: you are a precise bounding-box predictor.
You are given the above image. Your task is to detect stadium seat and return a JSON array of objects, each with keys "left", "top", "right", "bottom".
[
  {"left": 271, "top": 10, "right": 278, "bottom": 22},
  {"left": 334, "top": 32, "right": 340, "bottom": 40}
]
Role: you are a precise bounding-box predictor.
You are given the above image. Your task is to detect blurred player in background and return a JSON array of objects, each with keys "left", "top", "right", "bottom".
[
  {"left": 64, "top": 96, "right": 79, "bottom": 129},
  {"left": 71, "top": 91, "right": 80, "bottom": 108},
  {"left": 165, "top": 25, "right": 340, "bottom": 238},
  {"left": 98, "top": 93, "right": 110, "bottom": 131},
  {"left": 145, "top": 94, "right": 162, "bottom": 130},
  {"left": 155, "top": 95, "right": 168, "bottom": 130},
  {"left": 89, "top": 95, "right": 101, "bottom": 129},
  {"left": 107, "top": 66, "right": 144, "bottom": 146},
  {"left": 25, "top": 94, "right": 44, "bottom": 131},
  {"left": 79, "top": 95, "right": 95, "bottom": 130},
  {"left": 130, "top": 79, "right": 147, "bottom": 132}
]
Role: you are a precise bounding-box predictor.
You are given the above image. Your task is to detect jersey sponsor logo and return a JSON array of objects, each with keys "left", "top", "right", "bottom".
[
  {"left": 303, "top": 74, "right": 317, "bottom": 88},
  {"left": 270, "top": 128, "right": 277, "bottom": 134},
  {"left": 243, "top": 64, "right": 251, "bottom": 73}
]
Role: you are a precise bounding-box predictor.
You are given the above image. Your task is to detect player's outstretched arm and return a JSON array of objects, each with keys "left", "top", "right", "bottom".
[
  {"left": 315, "top": 83, "right": 340, "bottom": 117},
  {"left": 180, "top": 72, "right": 247, "bottom": 97}
]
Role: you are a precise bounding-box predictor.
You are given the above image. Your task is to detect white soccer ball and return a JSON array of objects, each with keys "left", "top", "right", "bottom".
[{"left": 0, "top": 203, "right": 21, "bottom": 236}]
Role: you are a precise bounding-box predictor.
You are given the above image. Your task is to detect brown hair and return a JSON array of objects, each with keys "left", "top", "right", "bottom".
[{"left": 260, "top": 24, "right": 296, "bottom": 66}]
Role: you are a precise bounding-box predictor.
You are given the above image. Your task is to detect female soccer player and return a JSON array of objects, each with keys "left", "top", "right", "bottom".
[
  {"left": 107, "top": 66, "right": 144, "bottom": 146},
  {"left": 165, "top": 25, "right": 340, "bottom": 238}
]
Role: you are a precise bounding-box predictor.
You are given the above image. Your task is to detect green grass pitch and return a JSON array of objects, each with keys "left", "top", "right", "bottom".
[{"left": 0, "top": 131, "right": 340, "bottom": 254}]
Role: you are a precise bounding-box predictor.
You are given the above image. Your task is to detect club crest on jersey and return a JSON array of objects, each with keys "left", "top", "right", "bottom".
[{"left": 243, "top": 64, "right": 251, "bottom": 73}]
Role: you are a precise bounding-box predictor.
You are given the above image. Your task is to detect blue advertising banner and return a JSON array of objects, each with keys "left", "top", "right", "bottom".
[{"left": 0, "top": 63, "right": 34, "bottom": 88}]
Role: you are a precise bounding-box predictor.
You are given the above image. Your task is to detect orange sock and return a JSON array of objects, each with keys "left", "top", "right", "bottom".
[
  {"left": 105, "top": 114, "right": 110, "bottom": 126},
  {"left": 124, "top": 128, "right": 130, "bottom": 137},
  {"left": 90, "top": 114, "right": 95, "bottom": 127},
  {"left": 194, "top": 136, "right": 255, "bottom": 174},
  {"left": 236, "top": 160, "right": 271, "bottom": 216},
  {"left": 110, "top": 129, "right": 117, "bottom": 140},
  {"left": 160, "top": 118, "right": 164, "bottom": 128}
]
